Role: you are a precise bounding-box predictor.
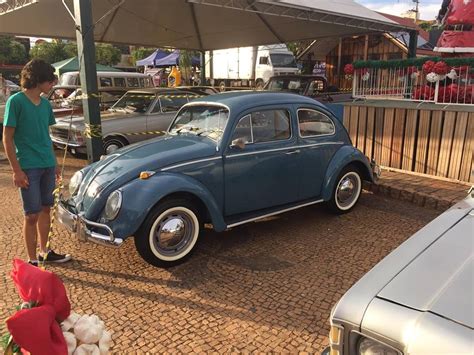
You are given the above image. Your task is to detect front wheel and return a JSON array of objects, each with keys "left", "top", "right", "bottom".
[
  {"left": 103, "top": 136, "right": 128, "bottom": 155},
  {"left": 134, "top": 199, "right": 201, "bottom": 268},
  {"left": 327, "top": 166, "right": 362, "bottom": 214}
]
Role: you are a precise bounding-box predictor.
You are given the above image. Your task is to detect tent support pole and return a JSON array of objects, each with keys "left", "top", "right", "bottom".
[
  {"left": 74, "top": 0, "right": 103, "bottom": 163},
  {"left": 408, "top": 30, "right": 418, "bottom": 58},
  {"left": 200, "top": 51, "right": 206, "bottom": 86}
]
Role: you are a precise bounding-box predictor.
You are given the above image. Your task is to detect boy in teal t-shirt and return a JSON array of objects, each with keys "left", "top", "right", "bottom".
[{"left": 3, "top": 59, "right": 71, "bottom": 265}]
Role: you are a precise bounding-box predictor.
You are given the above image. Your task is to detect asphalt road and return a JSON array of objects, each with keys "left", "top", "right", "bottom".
[{"left": 0, "top": 152, "right": 439, "bottom": 352}]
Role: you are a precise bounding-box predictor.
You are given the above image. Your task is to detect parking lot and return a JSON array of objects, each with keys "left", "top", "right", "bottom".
[{"left": 0, "top": 152, "right": 440, "bottom": 353}]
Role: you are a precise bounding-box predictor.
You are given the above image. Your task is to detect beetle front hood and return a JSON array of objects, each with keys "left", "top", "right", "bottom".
[{"left": 77, "top": 134, "right": 219, "bottom": 215}]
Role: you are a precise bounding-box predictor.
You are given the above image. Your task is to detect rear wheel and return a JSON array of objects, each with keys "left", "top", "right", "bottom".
[
  {"left": 218, "top": 81, "right": 226, "bottom": 92},
  {"left": 103, "top": 136, "right": 128, "bottom": 155},
  {"left": 134, "top": 199, "right": 201, "bottom": 268},
  {"left": 328, "top": 166, "right": 362, "bottom": 214}
]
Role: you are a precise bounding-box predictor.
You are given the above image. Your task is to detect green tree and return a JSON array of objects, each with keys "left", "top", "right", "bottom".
[
  {"left": 0, "top": 35, "right": 27, "bottom": 65},
  {"left": 131, "top": 47, "right": 158, "bottom": 66},
  {"left": 29, "top": 40, "right": 72, "bottom": 64},
  {"left": 95, "top": 43, "right": 121, "bottom": 66},
  {"left": 179, "top": 50, "right": 194, "bottom": 85}
]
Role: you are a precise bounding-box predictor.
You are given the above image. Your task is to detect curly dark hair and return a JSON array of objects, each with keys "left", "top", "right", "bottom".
[{"left": 20, "top": 59, "right": 56, "bottom": 89}]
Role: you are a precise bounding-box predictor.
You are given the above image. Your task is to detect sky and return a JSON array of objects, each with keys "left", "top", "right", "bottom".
[{"left": 356, "top": 0, "right": 442, "bottom": 21}]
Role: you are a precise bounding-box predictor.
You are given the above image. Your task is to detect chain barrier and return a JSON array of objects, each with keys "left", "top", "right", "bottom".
[{"left": 49, "top": 93, "right": 205, "bottom": 104}]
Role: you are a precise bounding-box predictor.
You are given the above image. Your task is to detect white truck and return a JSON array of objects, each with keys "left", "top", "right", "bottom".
[{"left": 205, "top": 44, "right": 299, "bottom": 91}]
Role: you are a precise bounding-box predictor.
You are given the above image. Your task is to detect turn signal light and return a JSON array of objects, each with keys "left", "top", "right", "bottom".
[{"left": 139, "top": 171, "right": 155, "bottom": 180}]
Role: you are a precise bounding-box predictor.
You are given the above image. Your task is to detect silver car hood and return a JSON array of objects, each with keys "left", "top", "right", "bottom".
[{"left": 378, "top": 210, "right": 473, "bottom": 328}]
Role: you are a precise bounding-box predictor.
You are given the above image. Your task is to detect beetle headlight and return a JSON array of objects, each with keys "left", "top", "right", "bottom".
[
  {"left": 104, "top": 190, "right": 122, "bottom": 220},
  {"left": 359, "top": 337, "right": 399, "bottom": 355},
  {"left": 69, "top": 171, "right": 83, "bottom": 195}
]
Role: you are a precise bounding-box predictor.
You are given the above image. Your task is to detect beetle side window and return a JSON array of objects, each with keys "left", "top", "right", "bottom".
[
  {"left": 127, "top": 77, "right": 140, "bottom": 88},
  {"left": 99, "top": 77, "right": 113, "bottom": 88},
  {"left": 114, "top": 78, "right": 126, "bottom": 88},
  {"left": 252, "top": 110, "right": 291, "bottom": 143},
  {"left": 298, "top": 109, "right": 335, "bottom": 137},
  {"left": 231, "top": 115, "right": 252, "bottom": 143}
]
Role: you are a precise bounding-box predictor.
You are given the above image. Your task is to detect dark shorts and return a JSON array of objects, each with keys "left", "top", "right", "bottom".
[{"left": 20, "top": 167, "right": 56, "bottom": 215}]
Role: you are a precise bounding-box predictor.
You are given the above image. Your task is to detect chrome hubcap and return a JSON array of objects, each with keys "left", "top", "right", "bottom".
[
  {"left": 336, "top": 174, "right": 359, "bottom": 208},
  {"left": 153, "top": 212, "right": 194, "bottom": 255},
  {"left": 105, "top": 143, "right": 120, "bottom": 155}
]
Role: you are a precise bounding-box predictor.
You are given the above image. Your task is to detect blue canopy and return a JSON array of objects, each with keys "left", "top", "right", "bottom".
[
  {"left": 136, "top": 49, "right": 170, "bottom": 66},
  {"left": 153, "top": 50, "right": 201, "bottom": 67}
]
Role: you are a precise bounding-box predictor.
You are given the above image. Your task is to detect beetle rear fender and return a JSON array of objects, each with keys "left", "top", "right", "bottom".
[
  {"left": 322, "top": 146, "right": 374, "bottom": 201},
  {"left": 113, "top": 172, "right": 226, "bottom": 239}
]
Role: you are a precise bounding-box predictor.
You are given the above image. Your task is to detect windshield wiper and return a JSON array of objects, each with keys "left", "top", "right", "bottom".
[{"left": 196, "top": 128, "right": 222, "bottom": 137}]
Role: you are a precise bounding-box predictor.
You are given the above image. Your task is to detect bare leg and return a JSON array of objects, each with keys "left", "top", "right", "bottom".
[
  {"left": 37, "top": 206, "right": 51, "bottom": 254},
  {"left": 24, "top": 213, "right": 39, "bottom": 260}
]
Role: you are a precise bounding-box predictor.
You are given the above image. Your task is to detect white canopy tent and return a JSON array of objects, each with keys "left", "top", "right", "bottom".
[
  {"left": 0, "top": 0, "right": 415, "bottom": 161},
  {"left": 0, "top": 0, "right": 411, "bottom": 50}
]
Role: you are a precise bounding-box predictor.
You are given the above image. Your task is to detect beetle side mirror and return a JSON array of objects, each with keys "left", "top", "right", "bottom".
[{"left": 230, "top": 138, "right": 246, "bottom": 150}]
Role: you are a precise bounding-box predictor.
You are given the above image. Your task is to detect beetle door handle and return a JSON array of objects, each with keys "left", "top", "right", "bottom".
[{"left": 285, "top": 149, "right": 300, "bottom": 155}]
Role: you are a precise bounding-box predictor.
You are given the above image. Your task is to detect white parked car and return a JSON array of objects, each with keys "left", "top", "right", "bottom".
[{"left": 324, "top": 189, "right": 474, "bottom": 355}]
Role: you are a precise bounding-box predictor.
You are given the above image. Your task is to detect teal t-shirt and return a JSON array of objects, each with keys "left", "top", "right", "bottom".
[{"left": 3, "top": 92, "right": 56, "bottom": 169}]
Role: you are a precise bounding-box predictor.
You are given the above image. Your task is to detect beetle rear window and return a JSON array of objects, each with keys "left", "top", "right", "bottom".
[{"left": 298, "top": 109, "right": 335, "bottom": 137}]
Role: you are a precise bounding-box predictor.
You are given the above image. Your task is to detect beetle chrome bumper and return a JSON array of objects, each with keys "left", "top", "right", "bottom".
[
  {"left": 370, "top": 159, "right": 381, "bottom": 181},
  {"left": 57, "top": 201, "right": 124, "bottom": 248}
]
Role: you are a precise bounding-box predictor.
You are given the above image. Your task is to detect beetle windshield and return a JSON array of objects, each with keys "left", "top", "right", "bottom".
[
  {"left": 110, "top": 92, "right": 155, "bottom": 113},
  {"left": 169, "top": 105, "right": 229, "bottom": 141}
]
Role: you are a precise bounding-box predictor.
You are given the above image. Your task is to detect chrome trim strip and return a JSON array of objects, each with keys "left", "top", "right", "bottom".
[
  {"left": 51, "top": 137, "right": 83, "bottom": 148},
  {"left": 227, "top": 199, "right": 324, "bottom": 228},
  {"left": 161, "top": 156, "right": 222, "bottom": 171},
  {"left": 226, "top": 142, "right": 344, "bottom": 158}
]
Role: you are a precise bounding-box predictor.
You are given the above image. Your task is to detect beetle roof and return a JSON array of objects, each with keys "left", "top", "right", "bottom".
[{"left": 190, "top": 91, "right": 327, "bottom": 111}]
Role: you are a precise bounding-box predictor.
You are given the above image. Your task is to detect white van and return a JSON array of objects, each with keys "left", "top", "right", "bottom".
[{"left": 59, "top": 71, "right": 154, "bottom": 90}]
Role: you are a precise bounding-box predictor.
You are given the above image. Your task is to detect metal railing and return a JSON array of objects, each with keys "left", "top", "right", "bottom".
[{"left": 352, "top": 65, "right": 473, "bottom": 106}]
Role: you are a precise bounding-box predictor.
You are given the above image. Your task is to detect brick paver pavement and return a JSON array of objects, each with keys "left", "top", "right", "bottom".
[{"left": 0, "top": 152, "right": 440, "bottom": 353}]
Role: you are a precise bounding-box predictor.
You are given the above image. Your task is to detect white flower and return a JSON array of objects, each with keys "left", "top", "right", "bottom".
[
  {"left": 447, "top": 69, "right": 458, "bottom": 80},
  {"left": 61, "top": 312, "right": 81, "bottom": 332},
  {"left": 73, "top": 344, "right": 100, "bottom": 355},
  {"left": 74, "top": 315, "right": 104, "bottom": 344},
  {"left": 99, "top": 330, "right": 113, "bottom": 355},
  {"left": 426, "top": 72, "right": 439, "bottom": 83},
  {"left": 63, "top": 331, "right": 77, "bottom": 355},
  {"left": 361, "top": 72, "right": 370, "bottom": 81}
]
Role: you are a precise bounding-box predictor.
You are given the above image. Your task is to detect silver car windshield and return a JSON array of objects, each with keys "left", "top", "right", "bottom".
[
  {"left": 169, "top": 105, "right": 229, "bottom": 141},
  {"left": 111, "top": 92, "right": 155, "bottom": 113}
]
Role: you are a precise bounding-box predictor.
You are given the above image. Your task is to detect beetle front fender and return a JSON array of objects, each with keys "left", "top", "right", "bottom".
[
  {"left": 109, "top": 172, "right": 226, "bottom": 239},
  {"left": 322, "top": 145, "right": 374, "bottom": 201}
]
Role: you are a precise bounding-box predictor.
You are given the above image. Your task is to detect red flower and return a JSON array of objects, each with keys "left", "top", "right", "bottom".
[
  {"left": 412, "top": 85, "right": 435, "bottom": 100},
  {"left": 422, "top": 60, "right": 435, "bottom": 74},
  {"left": 343, "top": 64, "right": 354, "bottom": 75},
  {"left": 407, "top": 66, "right": 417, "bottom": 75},
  {"left": 6, "top": 259, "right": 71, "bottom": 355},
  {"left": 433, "top": 61, "right": 450, "bottom": 75}
]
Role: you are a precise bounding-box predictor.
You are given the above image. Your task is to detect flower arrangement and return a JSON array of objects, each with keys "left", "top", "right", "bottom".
[
  {"left": 344, "top": 64, "right": 354, "bottom": 79},
  {"left": 1, "top": 260, "right": 112, "bottom": 355}
]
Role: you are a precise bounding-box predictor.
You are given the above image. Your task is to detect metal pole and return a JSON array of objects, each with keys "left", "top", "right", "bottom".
[
  {"left": 74, "top": 0, "right": 103, "bottom": 163},
  {"left": 408, "top": 30, "right": 418, "bottom": 59},
  {"left": 200, "top": 51, "right": 206, "bottom": 85}
]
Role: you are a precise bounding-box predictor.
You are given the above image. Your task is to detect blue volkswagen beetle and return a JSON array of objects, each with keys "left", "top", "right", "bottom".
[{"left": 57, "top": 92, "right": 379, "bottom": 267}]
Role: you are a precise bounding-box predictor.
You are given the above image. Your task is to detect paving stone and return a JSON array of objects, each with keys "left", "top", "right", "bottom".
[{"left": 0, "top": 149, "right": 451, "bottom": 353}]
